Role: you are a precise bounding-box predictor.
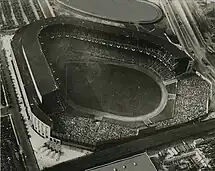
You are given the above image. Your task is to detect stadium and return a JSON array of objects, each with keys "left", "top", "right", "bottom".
[{"left": 10, "top": 8, "right": 212, "bottom": 153}]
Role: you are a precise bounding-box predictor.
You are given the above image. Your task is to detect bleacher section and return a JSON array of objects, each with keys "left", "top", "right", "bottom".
[
  {"left": 51, "top": 115, "right": 137, "bottom": 147},
  {"left": 156, "top": 74, "right": 211, "bottom": 129},
  {"left": 39, "top": 27, "right": 176, "bottom": 82}
]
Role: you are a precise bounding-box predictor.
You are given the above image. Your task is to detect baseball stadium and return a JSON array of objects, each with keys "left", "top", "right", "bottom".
[{"left": 9, "top": 1, "right": 212, "bottom": 153}]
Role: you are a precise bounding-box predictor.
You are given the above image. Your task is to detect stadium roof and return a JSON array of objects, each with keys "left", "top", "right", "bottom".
[
  {"left": 86, "top": 153, "right": 157, "bottom": 171},
  {"left": 58, "top": 0, "right": 163, "bottom": 24}
]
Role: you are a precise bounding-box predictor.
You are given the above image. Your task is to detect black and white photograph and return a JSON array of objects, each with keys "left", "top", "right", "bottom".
[{"left": 0, "top": 0, "right": 215, "bottom": 170}]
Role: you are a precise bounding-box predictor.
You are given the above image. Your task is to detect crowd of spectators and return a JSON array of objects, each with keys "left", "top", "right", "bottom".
[
  {"left": 0, "top": 0, "right": 45, "bottom": 30},
  {"left": 44, "top": 26, "right": 177, "bottom": 71},
  {"left": 40, "top": 27, "right": 176, "bottom": 81},
  {"left": 1, "top": 116, "right": 25, "bottom": 171},
  {"left": 51, "top": 114, "right": 137, "bottom": 146},
  {"left": 156, "top": 74, "right": 211, "bottom": 129}
]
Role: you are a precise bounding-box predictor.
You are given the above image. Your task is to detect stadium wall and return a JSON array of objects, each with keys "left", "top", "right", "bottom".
[
  {"left": 52, "top": 127, "right": 157, "bottom": 152},
  {"left": 53, "top": 135, "right": 97, "bottom": 151},
  {"left": 12, "top": 54, "right": 57, "bottom": 141},
  {"left": 11, "top": 27, "right": 61, "bottom": 146}
]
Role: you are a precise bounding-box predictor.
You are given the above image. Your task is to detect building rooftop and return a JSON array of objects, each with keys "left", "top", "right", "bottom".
[{"left": 86, "top": 153, "right": 157, "bottom": 171}]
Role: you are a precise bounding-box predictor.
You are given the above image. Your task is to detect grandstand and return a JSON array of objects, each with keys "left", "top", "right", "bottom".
[
  {"left": 10, "top": 16, "right": 211, "bottom": 153},
  {"left": 41, "top": 25, "right": 178, "bottom": 72},
  {"left": 0, "top": 0, "right": 53, "bottom": 30},
  {"left": 1, "top": 115, "right": 25, "bottom": 171},
  {"left": 51, "top": 115, "right": 137, "bottom": 147},
  {"left": 156, "top": 73, "right": 211, "bottom": 129}
]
